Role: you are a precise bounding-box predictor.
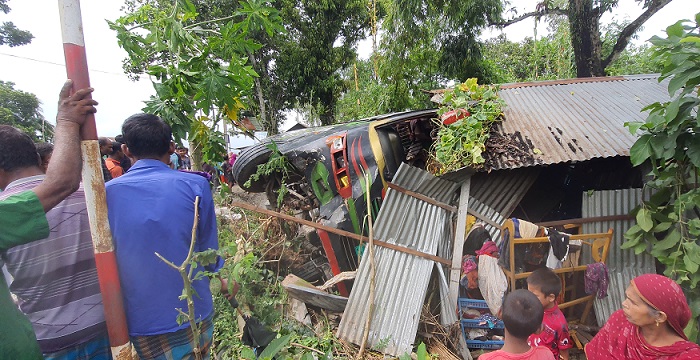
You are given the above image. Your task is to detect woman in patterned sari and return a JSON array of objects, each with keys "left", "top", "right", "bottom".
[{"left": 586, "top": 274, "right": 700, "bottom": 359}]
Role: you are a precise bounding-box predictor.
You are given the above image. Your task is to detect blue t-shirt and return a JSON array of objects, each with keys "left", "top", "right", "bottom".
[{"left": 106, "top": 159, "right": 222, "bottom": 336}]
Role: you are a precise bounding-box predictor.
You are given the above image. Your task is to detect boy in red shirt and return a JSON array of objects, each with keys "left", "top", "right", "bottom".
[
  {"left": 480, "top": 289, "right": 554, "bottom": 360},
  {"left": 526, "top": 268, "right": 572, "bottom": 360}
]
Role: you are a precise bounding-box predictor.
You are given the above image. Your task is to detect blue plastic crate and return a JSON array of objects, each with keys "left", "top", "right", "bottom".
[
  {"left": 461, "top": 318, "right": 505, "bottom": 330},
  {"left": 458, "top": 298, "right": 489, "bottom": 310},
  {"left": 465, "top": 339, "right": 505, "bottom": 350},
  {"left": 460, "top": 322, "right": 504, "bottom": 349}
]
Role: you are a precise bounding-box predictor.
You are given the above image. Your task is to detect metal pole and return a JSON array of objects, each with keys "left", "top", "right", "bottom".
[{"left": 58, "top": 1, "right": 132, "bottom": 359}]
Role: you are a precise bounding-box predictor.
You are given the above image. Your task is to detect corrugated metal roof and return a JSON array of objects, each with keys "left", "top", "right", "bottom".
[
  {"left": 433, "top": 75, "right": 671, "bottom": 171},
  {"left": 470, "top": 168, "right": 540, "bottom": 218},
  {"left": 581, "top": 189, "right": 655, "bottom": 327},
  {"left": 337, "top": 163, "right": 459, "bottom": 356}
]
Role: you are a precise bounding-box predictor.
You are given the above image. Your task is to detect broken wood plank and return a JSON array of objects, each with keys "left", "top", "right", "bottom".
[
  {"left": 282, "top": 274, "right": 348, "bottom": 313},
  {"left": 232, "top": 201, "right": 451, "bottom": 266}
]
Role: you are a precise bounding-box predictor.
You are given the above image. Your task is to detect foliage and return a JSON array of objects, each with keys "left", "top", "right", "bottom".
[
  {"left": 600, "top": 18, "right": 664, "bottom": 76},
  {"left": 110, "top": 0, "right": 284, "bottom": 166},
  {"left": 431, "top": 78, "right": 505, "bottom": 174},
  {"left": 274, "top": 0, "right": 369, "bottom": 126},
  {"left": 212, "top": 208, "right": 349, "bottom": 359},
  {"left": 623, "top": 13, "right": 700, "bottom": 340},
  {"left": 0, "top": 81, "right": 52, "bottom": 141},
  {"left": 489, "top": 0, "right": 672, "bottom": 77},
  {"left": 0, "top": 0, "right": 32, "bottom": 47},
  {"left": 386, "top": 0, "right": 501, "bottom": 84},
  {"left": 244, "top": 141, "right": 293, "bottom": 207},
  {"left": 482, "top": 28, "right": 575, "bottom": 83}
]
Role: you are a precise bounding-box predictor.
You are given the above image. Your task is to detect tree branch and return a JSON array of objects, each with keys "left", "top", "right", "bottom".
[
  {"left": 490, "top": 8, "right": 568, "bottom": 27},
  {"left": 601, "top": 0, "right": 672, "bottom": 69}
]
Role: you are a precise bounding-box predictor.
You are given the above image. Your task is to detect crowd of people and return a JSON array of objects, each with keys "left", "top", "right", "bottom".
[
  {"left": 1, "top": 81, "right": 699, "bottom": 360},
  {"left": 0, "top": 81, "right": 235, "bottom": 360}
]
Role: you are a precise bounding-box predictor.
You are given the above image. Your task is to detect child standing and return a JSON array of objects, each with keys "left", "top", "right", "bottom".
[
  {"left": 526, "top": 268, "right": 572, "bottom": 360},
  {"left": 479, "top": 289, "right": 554, "bottom": 360}
]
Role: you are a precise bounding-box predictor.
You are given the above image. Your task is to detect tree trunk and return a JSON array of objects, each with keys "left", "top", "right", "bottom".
[
  {"left": 247, "top": 51, "right": 277, "bottom": 135},
  {"left": 189, "top": 140, "right": 203, "bottom": 172},
  {"left": 568, "top": 0, "right": 604, "bottom": 77}
]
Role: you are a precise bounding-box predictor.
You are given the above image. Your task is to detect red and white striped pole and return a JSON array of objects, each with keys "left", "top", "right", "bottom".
[{"left": 58, "top": 1, "right": 132, "bottom": 359}]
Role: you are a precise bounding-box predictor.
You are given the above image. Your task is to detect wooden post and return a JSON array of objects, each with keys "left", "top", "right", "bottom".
[
  {"left": 449, "top": 178, "right": 471, "bottom": 311},
  {"left": 450, "top": 178, "right": 472, "bottom": 360}
]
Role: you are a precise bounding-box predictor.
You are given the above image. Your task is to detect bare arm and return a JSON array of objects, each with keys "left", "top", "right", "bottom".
[{"left": 32, "top": 80, "right": 97, "bottom": 212}]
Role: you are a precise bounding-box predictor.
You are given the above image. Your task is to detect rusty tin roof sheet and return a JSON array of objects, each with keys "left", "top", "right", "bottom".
[
  {"left": 337, "top": 163, "right": 459, "bottom": 356},
  {"left": 433, "top": 75, "right": 670, "bottom": 171}
]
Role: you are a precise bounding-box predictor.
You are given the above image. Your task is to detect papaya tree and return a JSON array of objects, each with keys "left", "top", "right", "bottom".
[
  {"left": 109, "top": 0, "right": 284, "bottom": 168},
  {"left": 623, "top": 14, "right": 700, "bottom": 340}
]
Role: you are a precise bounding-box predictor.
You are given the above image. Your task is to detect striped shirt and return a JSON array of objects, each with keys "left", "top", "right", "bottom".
[{"left": 1, "top": 175, "right": 107, "bottom": 353}]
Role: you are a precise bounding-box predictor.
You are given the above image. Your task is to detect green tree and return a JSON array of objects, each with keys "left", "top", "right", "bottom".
[
  {"left": 274, "top": 0, "right": 369, "bottom": 126},
  {"left": 110, "top": 0, "right": 284, "bottom": 166},
  {"left": 0, "top": 0, "right": 32, "bottom": 47},
  {"left": 623, "top": 14, "right": 700, "bottom": 341},
  {"left": 600, "top": 20, "right": 663, "bottom": 76},
  {"left": 0, "top": 81, "right": 51, "bottom": 141},
  {"left": 482, "top": 20, "right": 575, "bottom": 83},
  {"left": 388, "top": 0, "right": 502, "bottom": 83},
  {"left": 491, "top": 0, "right": 672, "bottom": 77}
]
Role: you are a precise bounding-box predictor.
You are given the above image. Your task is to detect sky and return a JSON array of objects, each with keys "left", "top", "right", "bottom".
[{"left": 0, "top": 0, "right": 698, "bottom": 138}]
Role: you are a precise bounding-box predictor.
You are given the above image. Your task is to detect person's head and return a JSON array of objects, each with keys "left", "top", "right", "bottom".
[
  {"left": 176, "top": 145, "right": 186, "bottom": 155},
  {"left": 110, "top": 141, "right": 124, "bottom": 160},
  {"left": 121, "top": 113, "right": 174, "bottom": 161},
  {"left": 98, "top": 137, "right": 113, "bottom": 156},
  {"left": 527, "top": 268, "right": 561, "bottom": 309},
  {"left": 0, "top": 125, "right": 41, "bottom": 188},
  {"left": 35, "top": 142, "right": 54, "bottom": 173},
  {"left": 501, "top": 289, "right": 544, "bottom": 340},
  {"left": 623, "top": 274, "right": 691, "bottom": 339}
]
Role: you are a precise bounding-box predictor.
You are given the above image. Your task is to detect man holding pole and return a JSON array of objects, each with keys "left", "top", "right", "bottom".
[{"left": 0, "top": 80, "right": 98, "bottom": 359}]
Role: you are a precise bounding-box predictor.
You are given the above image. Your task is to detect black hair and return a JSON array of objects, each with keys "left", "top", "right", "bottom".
[
  {"left": 98, "top": 137, "right": 111, "bottom": 147},
  {"left": 114, "top": 134, "right": 124, "bottom": 143},
  {"left": 0, "top": 125, "right": 40, "bottom": 172},
  {"left": 502, "top": 289, "right": 544, "bottom": 339},
  {"left": 527, "top": 267, "right": 562, "bottom": 298},
  {"left": 121, "top": 113, "right": 172, "bottom": 158},
  {"left": 111, "top": 141, "right": 123, "bottom": 153},
  {"left": 35, "top": 142, "right": 54, "bottom": 160}
]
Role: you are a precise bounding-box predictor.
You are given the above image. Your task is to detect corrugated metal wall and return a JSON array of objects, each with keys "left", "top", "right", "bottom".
[
  {"left": 337, "top": 164, "right": 459, "bottom": 356},
  {"left": 581, "top": 189, "right": 655, "bottom": 326}
]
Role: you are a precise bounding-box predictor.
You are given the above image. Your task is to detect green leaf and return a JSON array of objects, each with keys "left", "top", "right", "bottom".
[
  {"left": 669, "top": 69, "right": 700, "bottom": 95},
  {"left": 625, "top": 121, "right": 644, "bottom": 134},
  {"left": 685, "top": 256, "right": 699, "bottom": 273},
  {"left": 636, "top": 208, "right": 654, "bottom": 232},
  {"left": 680, "top": 36, "right": 700, "bottom": 44},
  {"left": 653, "top": 229, "right": 681, "bottom": 251},
  {"left": 687, "top": 136, "right": 700, "bottom": 168},
  {"left": 666, "top": 21, "right": 685, "bottom": 38},
  {"left": 258, "top": 334, "right": 290, "bottom": 359},
  {"left": 630, "top": 134, "right": 652, "bottom": 166},
  {"left": 654, "top": 222, "right": 673, "bottom": 232},
  {"left": 417, "top": 343, "right": 428, "bottom": 360}
]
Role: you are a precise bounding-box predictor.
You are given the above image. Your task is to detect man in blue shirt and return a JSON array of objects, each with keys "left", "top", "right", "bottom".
[{"left": 105, "top": 113, "right": 233, "bottom": 360}]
